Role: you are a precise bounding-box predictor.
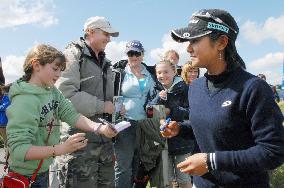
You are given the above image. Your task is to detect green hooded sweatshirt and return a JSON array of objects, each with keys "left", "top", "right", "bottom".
[{"left": 6, "top": 80, "right": 80, "bottom": 176}]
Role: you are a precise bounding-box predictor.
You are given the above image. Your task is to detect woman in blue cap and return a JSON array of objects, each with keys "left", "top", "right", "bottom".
[
  {"left": 113, "top": 40, "right": 156, "bottom": 188},
  {"left": 161, "top": 9, "right": 284, "bottom": 188}
]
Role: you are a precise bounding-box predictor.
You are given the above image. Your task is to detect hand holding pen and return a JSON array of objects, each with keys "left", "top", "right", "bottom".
[
  {"left": 97, "top": 118, "right": 118, "bottom": 137},
  {"left": 160, "top": 118, "right": 180, "bottom": 138},
  {"left": 160, "top": 117, "right": 171, "bottom": 131}
]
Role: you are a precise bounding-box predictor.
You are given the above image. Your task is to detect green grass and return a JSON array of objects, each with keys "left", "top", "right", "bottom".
[
  {"left": 270, "top": 102, "right": 284, "bottom": 188},
  {"left": 278, "top": 101, "right": 284, "bottom": 113},
  {"left": 271, "top": 165, "right": 284, "bottom": 188}
]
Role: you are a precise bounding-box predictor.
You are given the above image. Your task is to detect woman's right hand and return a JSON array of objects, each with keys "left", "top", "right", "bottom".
[
  {"left": 160, "top": 120, "right": 180, "bottom": 138},
  {"left": 61, "top": 133, "right": 88, "bottom": 154}
]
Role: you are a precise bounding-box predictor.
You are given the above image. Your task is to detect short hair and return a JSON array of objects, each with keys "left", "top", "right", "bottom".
[{"left": 181, "top": 61, "right": 200, "bottom": 84}]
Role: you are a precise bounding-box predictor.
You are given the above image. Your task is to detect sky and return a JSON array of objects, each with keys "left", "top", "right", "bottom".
[{"left": 1, "top": 0, "right": 284, "bottom": 85}]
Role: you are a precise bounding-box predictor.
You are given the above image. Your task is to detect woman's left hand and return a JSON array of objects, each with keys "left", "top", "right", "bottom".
[{"left": 177, "top": 153, "right": 209, "bottom": 176}]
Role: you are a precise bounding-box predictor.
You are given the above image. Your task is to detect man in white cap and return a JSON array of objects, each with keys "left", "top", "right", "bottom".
[{"left": 55, "top": 16, "right": 119, "bottom": 188}]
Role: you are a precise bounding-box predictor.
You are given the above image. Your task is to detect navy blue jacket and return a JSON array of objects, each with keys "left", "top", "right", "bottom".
[
  {"left": 187, "top": 67, "right": 284, "bottom": 187},
  {"left": 147, "top": 76, "right": 195, "bottom": 155}
]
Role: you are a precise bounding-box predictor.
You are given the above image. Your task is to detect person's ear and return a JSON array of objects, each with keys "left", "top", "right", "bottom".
[
  {"left": 217, "top": 35, "right": 228, "bottom": 51},
  {"left": 31, "top": 59, "right": 41, "bottom": 72}
]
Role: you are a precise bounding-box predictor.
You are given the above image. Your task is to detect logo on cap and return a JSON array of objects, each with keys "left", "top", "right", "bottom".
[
  {"left": 127, "top": 41, "right": 141, "bottom": 48},
  {"left": 183, "top": 33, "right": 190, "bottom": 38},
  {"left": 125, "top": 40, "right": 144, "bottom": 53},
  {"left": 207, "top": 22, "right": 229, "bottom": 33}
]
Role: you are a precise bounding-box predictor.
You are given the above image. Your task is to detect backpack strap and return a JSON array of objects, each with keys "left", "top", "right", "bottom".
[
  {"left": 73, "top": 43, "right": 84, "bottom": 72},
  {"left": 67, "top": 39, "right": 85, "bottom": 91}
]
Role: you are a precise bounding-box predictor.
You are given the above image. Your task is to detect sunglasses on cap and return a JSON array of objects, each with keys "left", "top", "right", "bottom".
[
  {"left": 193, "top": 9, "right": 238, "bottom": 34},
  {"left": 127, "top": 51, "right": 142, "bottom": 57}
]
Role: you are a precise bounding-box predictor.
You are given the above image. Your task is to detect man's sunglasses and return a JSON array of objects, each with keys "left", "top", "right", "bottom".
[{"left": 127, "top": 51, "right": 142, "bottom": 57}]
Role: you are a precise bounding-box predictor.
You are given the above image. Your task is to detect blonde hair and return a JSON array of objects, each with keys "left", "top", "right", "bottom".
[
  {"left": 22, "top": 44, "right": 66, "bottom": 81},
  {"left": 181, "top": 61, "right": 200, "bottom": 85},
  {"left": 156, "top": 59, "right": 176, "bottom": 73}
]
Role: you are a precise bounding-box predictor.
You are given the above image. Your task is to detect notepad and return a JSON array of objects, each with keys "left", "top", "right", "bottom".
[
  {"left": 112, "top": 121, "right": 131, "bottom": 132},
  {"left": 99, "top": 118, "right": 131, "bottom": 133}
]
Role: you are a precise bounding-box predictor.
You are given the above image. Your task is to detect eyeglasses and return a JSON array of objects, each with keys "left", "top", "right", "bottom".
[
  {"left": 127, "top": 51, "right": 142, "bottom": 57},
  {"left": 192, "top": 9, "right": 238, "bottom": 34}
]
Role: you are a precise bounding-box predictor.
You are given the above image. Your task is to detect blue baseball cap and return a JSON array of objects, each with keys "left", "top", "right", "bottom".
[{"left": 125, "top": 40, "right": 144, "bottom": 53}]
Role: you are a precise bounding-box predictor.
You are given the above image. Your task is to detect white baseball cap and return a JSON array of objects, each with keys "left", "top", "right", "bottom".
[{"left": 83, "top": 16, "right": 119, "bottom": 37}]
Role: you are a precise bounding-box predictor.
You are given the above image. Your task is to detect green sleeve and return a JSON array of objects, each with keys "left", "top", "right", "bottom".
[
  {"left": 6, "top": 95, "right": 40, "bottom": 163},
  {"left": 56, "top": 89, "right": 80, "bottom": 127}
]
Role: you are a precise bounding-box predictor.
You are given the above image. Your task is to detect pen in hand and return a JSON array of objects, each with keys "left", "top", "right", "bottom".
[
  {"left": 98, "top": 118, "right": 117, "bottom": 132},
  {"left": 160, "top": 117, "right": 171, "bottom": 131}
]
